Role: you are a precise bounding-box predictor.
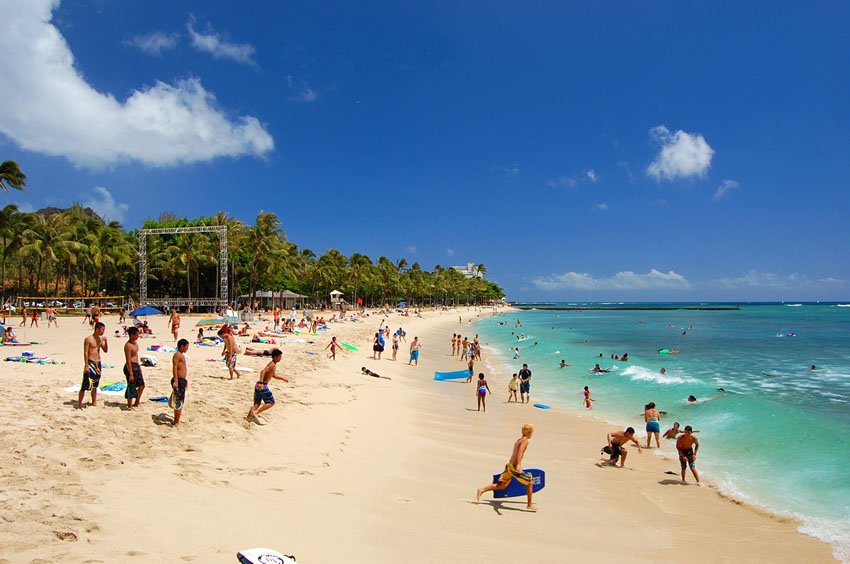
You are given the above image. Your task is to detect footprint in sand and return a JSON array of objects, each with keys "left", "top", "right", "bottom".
[{"left": 54, "top": 531, "right": 77, "bottom": 541}]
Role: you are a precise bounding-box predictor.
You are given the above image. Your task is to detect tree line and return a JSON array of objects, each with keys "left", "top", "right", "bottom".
[{"left": 1, "top": 205, "right": 505, "bottom": 308}]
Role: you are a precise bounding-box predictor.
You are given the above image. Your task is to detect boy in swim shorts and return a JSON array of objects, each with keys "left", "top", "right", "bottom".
[
  {"left": 476, "top": 423, "right": 537, "bottom": 510},
  {"left": 171, "top": 339, "right": 189, "bottom": 426},
  {"left": 247, "top": 349, "right": 288, "bottom": 422},
  {"left": 604, "top": 427, "right": 642, "bottom": 468},
  {"left": 476, "top": 373, "right": 492, "bottom": 412},
  {"left": 676, "top": 425, "right": 701, "bottom": 483},
  {"left": 508, "top": 373, "right": 519, "bottom": 403},
  {"left": 79, "top": 321, "right": 108, "bottom": 408},
  {"left": 123, "top": 326, "right": 145, "bottom": 408}
]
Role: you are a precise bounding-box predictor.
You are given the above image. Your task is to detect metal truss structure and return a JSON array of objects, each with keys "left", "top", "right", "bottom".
[{"left": 138, "top": 226, "right": 228, "bottom": 307}]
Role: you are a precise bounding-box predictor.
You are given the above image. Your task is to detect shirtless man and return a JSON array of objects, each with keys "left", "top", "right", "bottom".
[
  {"left": 605, "top": 427, "right": 642, "bottom": 467},
  {"left": 408, "top": 336, "right": 421, "bottom": 366},
  {"left": 46, "top": 306, "right": 58, "bottom": 328},
  {"left": 476, "top": 423, "right": 537, "bottom": 510},
  {"left": 676, "top": 425, "right": 701, "bottom": 483},
  {"left": 171, "top": 339, "right": 189, "bottom": 426},
  {"left": 247, "top": 349, "right": 288, "bottom": 422},
  {"left": 79, "top": 321, "right": 107, "bottom": 408},
  {"left": 169, "top": 310, "right": 180, "bottom": 341},
  {"left": 220, "top": 326, "right": 241, "bottom": 379},
  {"left": 123, "top": 327, "right": 145, "bottom": 408}
]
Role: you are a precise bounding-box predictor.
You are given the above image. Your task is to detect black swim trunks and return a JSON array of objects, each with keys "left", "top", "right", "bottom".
[
  {"left": 81, "top": 360, "right": 102, "bottom": 391},
  {"left": 609, "top": 443, "right": 623, "bottom": 461},
  {"left": 679, "top": 448, "right": 696, "bottom": 469},
  {"left": 173, "top": 377, "right": 187, "bottom": 409},
  {"left": 123, "top": 362, "right": 145, "bottom": 399}
]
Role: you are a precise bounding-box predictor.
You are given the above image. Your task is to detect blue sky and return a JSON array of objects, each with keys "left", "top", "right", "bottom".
[{"left": 1, "top": 0, "right": 848, "bottom": 301}]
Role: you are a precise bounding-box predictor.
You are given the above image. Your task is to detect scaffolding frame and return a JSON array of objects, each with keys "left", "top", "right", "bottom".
[{"left": 138, "top": 226, "right": 228, "bottom": 307}]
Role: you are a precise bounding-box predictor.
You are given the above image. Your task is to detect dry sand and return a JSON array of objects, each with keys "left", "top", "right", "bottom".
[{"left": 0, "top": 308, "right": 836, "bottom": 562}]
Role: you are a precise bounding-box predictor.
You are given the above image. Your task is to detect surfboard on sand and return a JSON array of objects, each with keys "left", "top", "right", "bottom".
[
  {"left": 237, "top": 548, "right": 296, "bottom": 564},
  {"left": 491, "top": 468, "right": 546, "bottom": 499},
  {"left": 340, "top": 342, "right": 358, "bottom": 351},
  {"left": 434, "top": 370, "right": 469, "bottom": 381}
]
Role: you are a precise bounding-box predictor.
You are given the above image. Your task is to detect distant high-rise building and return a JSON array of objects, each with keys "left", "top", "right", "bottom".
[{"left": 450, "top": 262, "right": 484, "bottom": 279}]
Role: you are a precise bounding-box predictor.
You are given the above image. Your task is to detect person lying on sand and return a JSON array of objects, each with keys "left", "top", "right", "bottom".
[{"left": 361, "top": 367, "right": 391, "bottom": 380}]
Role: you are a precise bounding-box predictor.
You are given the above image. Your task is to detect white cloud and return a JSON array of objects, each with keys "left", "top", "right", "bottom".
[
  {"left": 405, "top": 245, "right": 417, "bottom": 254},
  {"left": 82, "top": 186, "right": 128, "bottom": 224},
  {"left": 586, "top": 169, "right": 598, "bottom": 183},
  {"left": 446, "top": 249, "right": 455, "bottom": 256},
  {"left": 0, "top": 1, "right": 274, "bottom": 168},
  {"left": 545, "top": 176, "right": 577, "bottom": 188},
  {"left": 187, "top": 17, "right": 256, "bottom": 66},
  {"left": 647, "top": 125, "right": 714, "bottom": 181},
  {"left": 592, "top": 202, "right": 608, "bottom": 211},
  {"left": 286, "top": 75, "right": 318, "bottom": 103},
  {"left": 713, "top": 179, "right": 739, "bottom": 201},
  {"left": 124, "top": 31, "right": 179, "bottom": 56},
  {"left": 713, "top": 270, "right": 844, "bottom": 289},
  {"left": 534, "top": 269, "right": 691, "bottom": 291}
]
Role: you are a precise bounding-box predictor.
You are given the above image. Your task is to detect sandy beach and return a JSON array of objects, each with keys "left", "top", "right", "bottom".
[{"left": 0, "top": 308, "right": 836, "bottom": 563}]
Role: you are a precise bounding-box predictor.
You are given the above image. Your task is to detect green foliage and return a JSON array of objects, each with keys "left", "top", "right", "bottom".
[{"left": 1, "top": 207, "right": 506, "bottom": 306}]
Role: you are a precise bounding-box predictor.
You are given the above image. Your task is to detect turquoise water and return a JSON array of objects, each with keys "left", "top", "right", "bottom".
[{"left": 476, "top": 303, "right": 850, "bottom": 560}]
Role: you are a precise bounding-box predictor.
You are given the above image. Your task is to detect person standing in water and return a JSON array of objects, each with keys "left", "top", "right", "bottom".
[{"left": 643, "top": 402, "right": 662, "bottom": 448}]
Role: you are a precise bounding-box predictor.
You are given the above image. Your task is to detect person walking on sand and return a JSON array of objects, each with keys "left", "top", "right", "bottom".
[
  {"left": 676, "top": 425, "right": 701, "bottom": 484},
  {"left": 408, "top": 336, "right": 422, "bottom": 366},
  {"left": 467, "top": 356, "right": 475, "bottom": 383},
  {"left": 604, "top": 427, "right": 642, "bottom": 468},
  {"left": 247, "top": 349, "right": 288, "bottom": 422},
  {"left": 643, "top": 401, "right": 662, "bottom": 448},
  {"left": 325, "top": 336, "right": 344, "bottom": 360},
  {"left": 391, "top": 332, "right": 399, "bottom": 361},
  {"left": 169, "top": 310, "right": 180, "bottom": 341},
  {"left": 476, "top": 423, "right": 537, "bottom": 510},
  {"left": 476, "top": 373, "right": 492, "bottom": 412},
  {"left": 123, "top": 327, "right": 145, "bottom": 409},
  {"left": 372, "top": 331, "right": 385, "bottom": 360},
  {"left": 171, "top": 339, "right": 189, "bottom": 427},
  {"left": 519, "top": 363, "right": 532, "bottom": 404},
  {"left": 220, "top": 326, "right": 241, "bottom": 380},
  {"left": 79, "top": 321, "right": 107, "bottom": 408},
  {"left": 508, "top": 373, "right": 520, "bottom": 402}
]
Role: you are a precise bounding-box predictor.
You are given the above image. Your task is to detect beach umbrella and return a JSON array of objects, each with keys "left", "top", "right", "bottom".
[
  {"left": 195, "top": 317, "right": 225, "bottom": 328},
  {"left": 129, "top": 305, "right": 162, "bottom": 316},
  {"left": 397, "top": 301, "right": 407, "bottom": 307}
]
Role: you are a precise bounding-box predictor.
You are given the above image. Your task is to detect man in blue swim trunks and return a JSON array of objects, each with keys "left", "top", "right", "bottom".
[
  {"left": 247, "top": 349, "right": 288, "bottom": 422},
  {"left": 408, "top": 336, "right": 421, "bottom": 366},
  {"left": 676, "top": 425, "right": 701, "bottom": 484}
]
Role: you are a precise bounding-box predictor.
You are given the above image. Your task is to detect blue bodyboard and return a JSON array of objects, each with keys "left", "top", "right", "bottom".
[
  {"left": 533, "top": 403, "right": 550, "bottom": 409},
  {"left": 434, "top": 370, "right": 469, "bottom": 381},
  {"left": 492, "top": 467, "right": 546, "bottom": 498}
]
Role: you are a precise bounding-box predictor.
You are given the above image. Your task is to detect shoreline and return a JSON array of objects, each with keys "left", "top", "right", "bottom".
[{"left": 0, "top": 308, "right": 836, "bottom": 562}]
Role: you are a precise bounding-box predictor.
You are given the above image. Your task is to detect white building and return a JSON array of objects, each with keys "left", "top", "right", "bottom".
[{"left": 450, "top": 262, "right": 484, "bottom": 279}]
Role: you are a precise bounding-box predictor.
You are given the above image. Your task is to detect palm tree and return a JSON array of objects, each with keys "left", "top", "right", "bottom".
[
  {"left": 0, "top": 161, "right": 26, "bottom": 193},
  {"left": 348, "top": 253, "right": 373, "bottom": 307},
  {"left": 246, "top": 212, "right": 286, "bottom": 305},
  {"left": 0, "top": 204, "right": 21, "bottom": 303}
]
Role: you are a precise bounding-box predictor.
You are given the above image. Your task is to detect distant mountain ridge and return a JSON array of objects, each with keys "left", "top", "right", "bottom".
[{"left": 35, "top": 206, "right": 105, "bottom": 224}]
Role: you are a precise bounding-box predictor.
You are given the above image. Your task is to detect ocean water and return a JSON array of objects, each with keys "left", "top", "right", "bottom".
[{"left": 475, "top": 303, "right": 850, "bottom": 561}]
